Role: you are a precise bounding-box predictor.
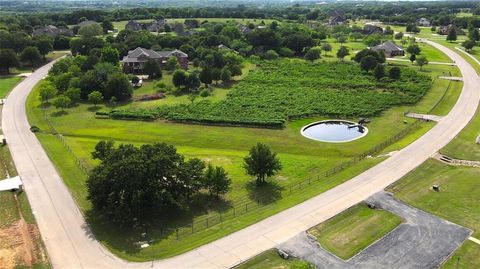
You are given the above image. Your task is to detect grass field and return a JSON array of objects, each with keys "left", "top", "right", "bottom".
[
  {"left": 308, "top": 204, "right": 402, "bottom": 260},
  {"left": 234, "top": 249, "right": 312, "bottom": 269},
  {"left": 389, "top": 159, "right": 480, "bottom": 268},
  {"left": 0, "top": 76, "right": 22, "bottom": 98},
  {"left": 25, "top": 44, "right": 461, "bottom": 260}
]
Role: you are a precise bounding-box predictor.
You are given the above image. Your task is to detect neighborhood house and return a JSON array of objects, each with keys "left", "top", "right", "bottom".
[
  {"left": 125, "top": 20, "right": 167, "bottom": 32},
  {"left": 371, "top": 41, "right": 405, "bottom": 57},
  {"left": 416, "top": 18, "right": 431, "bottom": 27},
  {"left": 32, "top": 25, "right": 73, "bottom": 37},
  {"left": 121, "top": 47, "right": 189, "bottom": 74}
]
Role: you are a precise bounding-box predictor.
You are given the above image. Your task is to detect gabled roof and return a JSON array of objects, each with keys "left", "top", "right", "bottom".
[
  {"left": 121, "top": 48, "right": 187, "bottom": 63},
  {"left": 373, "top": 41, "right": 404, "bottom": 52}
]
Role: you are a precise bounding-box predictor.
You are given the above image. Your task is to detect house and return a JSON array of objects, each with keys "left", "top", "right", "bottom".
[
  {"left": 238, "top": 25, "right": 253, "bottom": 34},
  {"left": 125, "top": 20, "right": 143, "bottom": 31},
  {"left": 121, "top": 47, "right": 188, "bottom": 74},
  {"left": 145, "top": 20, "right": 167, "bottom": 32},
  {"left": 328, "top": 11, "right": 346, "bottom": 26},
  {"left": 438, "top": 24, "right": 465, "bottom": 35},
  {"left": 363, "top": 24, "right": 383, "bottom": 35},
  {"left": 416, "top": 18, "right": 431, "bottom": 27},
  {"left": 371, "top": 41, "right": 405, "bottom": 57},
  {"left": 32, "top": 25, "right": 73, "bottom": 37}
]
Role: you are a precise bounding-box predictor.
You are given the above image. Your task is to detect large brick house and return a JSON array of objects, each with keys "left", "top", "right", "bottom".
[
  {"left": 121, "top": 47, "right": 188, "bottom": 74},
  {"left": 32, "top": 25, "right": 73, "bottom": 37},
  {"left": 125, "top": 20, "right": 167, "bottom": 32}
]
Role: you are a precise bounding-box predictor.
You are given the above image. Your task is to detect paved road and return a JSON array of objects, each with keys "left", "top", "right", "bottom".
[
  {"left": 279, "top": 192, "right": 471, "bottom": 269},
  {"left": 2, "top": 40, "right": 479, "bottom": 269}
]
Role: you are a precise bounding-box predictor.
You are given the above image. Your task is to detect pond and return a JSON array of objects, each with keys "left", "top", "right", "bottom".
[{"left": 301, "top": 120, "right": 368, "bottom": 143}]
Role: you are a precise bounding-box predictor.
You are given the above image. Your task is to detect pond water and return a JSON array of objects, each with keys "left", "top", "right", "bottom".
[{"left": 301, "top": 120, "right": 368, "bottom": 143}]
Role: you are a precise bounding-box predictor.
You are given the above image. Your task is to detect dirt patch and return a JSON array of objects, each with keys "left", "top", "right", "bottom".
[{"left": 0, "top": 219, "right": 45, "bottom": 269}]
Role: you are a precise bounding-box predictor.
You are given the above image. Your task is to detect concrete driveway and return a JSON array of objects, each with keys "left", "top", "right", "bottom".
[
  {"left": 1, "top": 40, "right": 479, "bottom": 269},
  {"left": 279, "top": 192, "right": 471, "bottom": 269}
]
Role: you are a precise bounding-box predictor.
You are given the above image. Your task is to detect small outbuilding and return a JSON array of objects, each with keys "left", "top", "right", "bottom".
[{"left": 0, "top": 176, "right": 23, "bottom": 192}]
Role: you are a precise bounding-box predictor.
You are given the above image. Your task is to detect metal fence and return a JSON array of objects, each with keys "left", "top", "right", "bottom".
[{"left": 41, "top": 105, "right": 420, "bottom": 241}]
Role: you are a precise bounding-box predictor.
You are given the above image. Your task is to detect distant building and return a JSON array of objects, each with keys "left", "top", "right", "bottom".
[
  {"left": 363, "top": 24, "right": 384, "bottom": 35},
  {"left": 125, "top": 20, "right": 167, "bottom": 32},
  {"left": 328, "top": 11, "right": 346, "bottom": 26},
  {"left": 371, "top": 41, "right": 405, "bottom": 58},
  {"left": 125, "top": 20, "right": 143, "bottom": 31},
  {"left": 238, "top": 25, "right": 253, "bottom": 34},
  {"left": 121, "top": 47, "right": 188, "bottom": 74},
  {"left": 32, "top": 25, "right": 73, "bottom": 37},
  {"left": 438, "top": 24, "right": 465, "bottom": 35},
  {"left": 416, "top": 18, "right": 431, "bottom": 27},
  {"left": 218, "top": 44, "right": 239, "bottom": 54}
]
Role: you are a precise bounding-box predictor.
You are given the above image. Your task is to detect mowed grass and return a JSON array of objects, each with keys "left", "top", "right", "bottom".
[
  {"left": 25, "top": 46, "right": 460, "bottom": 260},
  {"left": 389, "top": 159, "right": 480, "bottom": 237},
  {"left": 234, "top": 249, "right": 311, "bottom": 269},
  {"left": 441, "top": 108, "right": 480, "bottom": 161},
  {"left": 441, "top": 240, "right": 480, "bottom": 269},
  {"left": 308, "top": 204, "right": 402, "bottom": 260},
  {"left": 0, "top": 76, "right": 22, "bottom": 98},
  {"left": 389, "top": 159, "right": 480, "bottom": 268}
]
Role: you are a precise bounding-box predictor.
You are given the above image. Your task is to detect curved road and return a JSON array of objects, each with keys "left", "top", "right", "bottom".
[{"left": 2, "top": 41, "right": 479, "bottom": 269}]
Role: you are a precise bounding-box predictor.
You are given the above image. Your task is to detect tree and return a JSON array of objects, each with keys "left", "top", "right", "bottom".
[
  {"left": 65, "top": 87, "right": 81, "bottom": 104},
  {"left": 406, "top": 44, "right": 421, "bottom": 55},
  {"left": 53, "top": 95, "right": 71, "bottom": 111},
  {"left": 102, "top": 20, "right": 114, "bottom": 34},
  {"left": 100, "top": 47, "right": 119, "bottom": 66},
  {"left": 86, "top": 142, "right": 210, "bottom": 225},
  {"left": 264, "top": 50, "right": 279, "bottom": 60},
  {"left": 165, "top": 56, "right": 179, "bottom": 71},
  {"left": 374, "top": 64, "right": 385, "bottom": 80},
  {"left": 188, "top": 93, "right": 197, "bottom": 104},
  {"left": 354, "top": 48, "right": 385, "bottom": 64},
  {"left": 220, "top": 68, "right": 231, "bottom": 83},
  {"left": 199, "top": 68, "right": 213, "bottom": 87},
  {"left": 34, "top": 37, "right": 53, "bottom": 60},
  {"left": 336, "top": 46, "right": 349, "bottom": 61},
  {"left": 78, "top": 24, "right": 103, "bottom": 37},
  {"left": 243, "top": 143, "right": 282, "bottom": 185},
  {"left": 360, "top": 55, "right": 377, "bottom": 72},
  {"left": 321, "top": 43, "right": 332, "bottom": 56},
  {"left": 39, "top": 82, "right": 58, "bottom": 103},
  {"left": 203, "top": 164, "right": 231, "bottom": 197},
  {"left": 20, "top": 46, "right": 42, "bottom": 67},
  {"left": 0, "top": 49, "right": 19, "bottom": 74},
  {"left": 446, "top": 27, "right": 457, "bottom": 41},
  {"left": 283, "top": 33, "right": 315, "bottom": 54},
  {"left": 409, "top": 53, "right": 416, "bottom": 64},
  {"left": 363, "top": 34, "right": 382, "bottom": 47},
  {"left": 211, "top": 68, "right": 221, "bottom": 84},
  {"left": 88, "top": 91, "right": 103, "bottom": 107},
  {"left": 349, "top": 32, "right": 363, "bottom": 42},
  {"left": 469, "top": 27, "right": 480, "bottom": 41},
  {"left": 462, "top": 39, "right": 476, "bottom": 52},
  {"left": 186, "top": 73, "right": 201, "bottom": 91},
  {"left": 104, "top": 73, "right": 132, "bottom": 101},
  {"left": 172, "top": 70, "right": 187, "bottom": 88},
  {"left": 389, "top": 67, "right": 401, "bottom": 79},
  {"left": 143, "top": 60, "right": 162, "bottom": 79},
  {"left": 394, "top": 32, "right": 404, "bottom": 40},
  {"left": 304, "top": 47, "right": 321, "bottom": 62},
  {"left": 416, "top": 56, "right": 429, "bottom": 70}
]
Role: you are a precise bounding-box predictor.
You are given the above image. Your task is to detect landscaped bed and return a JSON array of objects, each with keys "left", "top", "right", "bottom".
[{"left": 308, "top": 204, "right": 402, "bottom": 260}]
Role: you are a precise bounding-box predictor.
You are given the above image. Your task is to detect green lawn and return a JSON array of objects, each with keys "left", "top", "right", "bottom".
[
  {"left": 234, "top": 249, "right": 313, "bottom": 269},
  {"left": 441, "top": 108, "right": 480, "bottom": 160},
  {"left": 0, "top": 76, "right": 22, "bottom": 98},
  {"left": 389, "top": 159, "right": 480, "bottom": 268},
  {"left": 389, "top": 160, "right": 480, "bottom": 237},
  {"left": 441, "top": 240, "right": 480, "bottom": 269},
  {"left": 308, "top": 204, "right": 402, "bottom": 260},
  {"left": 24, "top": 44, "right": 461, "bottom": 260}
]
